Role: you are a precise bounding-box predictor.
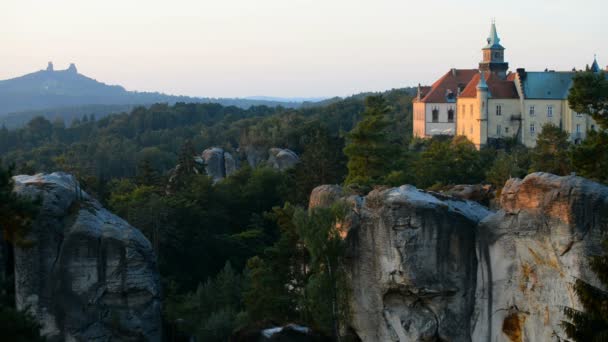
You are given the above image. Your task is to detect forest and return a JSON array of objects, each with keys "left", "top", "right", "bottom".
[{"left": 1, "top": 71, "right": 607, "bottom": 341}]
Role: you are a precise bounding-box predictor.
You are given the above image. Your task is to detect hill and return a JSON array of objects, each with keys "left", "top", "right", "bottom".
[{"left": 0, "top": 62, "right": 305, "bottom": 128}]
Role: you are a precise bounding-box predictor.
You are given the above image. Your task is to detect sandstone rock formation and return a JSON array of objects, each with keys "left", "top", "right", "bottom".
[
  {"left": 243, "top": 146, "right": 299, "bottom": 171},
  {"left": 267, "top": 148, "right": 299, "bottom": 171},
  {"left": 312, "top": 172, "right": 608, "bottom": 342},
  {"left": 12, "top": 173, "right": 162, "bottom": 341},
  {"left": 472, "top": 173, "right": 608, "bottom": 342},
  {"left": 201, "top": 147, "right": 238, "bottom": 182}
]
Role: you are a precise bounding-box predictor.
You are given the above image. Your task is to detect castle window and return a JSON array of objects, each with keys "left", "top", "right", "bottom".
[
  {"left": 470, "top": 104, "right": 474, "bottom": 117},
  {"left": 470, "top": 125, "right": 473, "bottom": 134},
  {"left": 497, "top": 125, "right": 502, "bottom": 136},
  {"left": 496, "top": 105, "right": 502, "bottom": 116},
  {"left": 576, "top": 124, "right": 581, "bottom": 133},
  {"left": 529, "top": 106, "right": 535, "bottom": 116},
  {"left": 432, "top": 108, "right": 439, "bottom": 123},
  {"left": 505, "top": 127, "right": 509, "bottom": 134},
  {"left": 530, "top": 123, "right": 536, "bottom": 134},
  {"left": 448, "top": 108, "right": 454, "bottom": 123},
  {"left": 576, "top": 111, "right": 582, "bottom": 117},
  {"left": 547, "top": 105, "right": 553, "bottom": 117}
]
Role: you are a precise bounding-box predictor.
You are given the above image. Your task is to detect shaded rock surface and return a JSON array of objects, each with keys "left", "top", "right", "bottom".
[
  {"left": 201, "top": 147, "right": 238, "bottom": 182},
  {"left": 267, "top": 148, "right": 299, "bottom": 171},
  {"left": 313, "top": 172, "right": 608, "bottom": 341},
  {"left": 12, "top": 173, "right": 162, "bottom": 342}
]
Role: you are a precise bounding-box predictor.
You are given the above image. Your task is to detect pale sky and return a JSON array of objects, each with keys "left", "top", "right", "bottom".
[{"left": 1, "top": 0, "right": 606, "bottom": 98}]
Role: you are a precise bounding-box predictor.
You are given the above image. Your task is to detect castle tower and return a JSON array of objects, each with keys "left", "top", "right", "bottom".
[
  {"left": 479, "top": 21, "right": 509, "bottom": 79},
  {"left": 476, "top": 72, "right": 489, "bottom": 146}
]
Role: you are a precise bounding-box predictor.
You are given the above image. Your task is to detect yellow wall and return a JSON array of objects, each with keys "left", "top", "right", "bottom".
[
  {"left": 456, "top": 97, "right": 484, "bottom": 147},
  {"left": 486, "top": 99, "right": 520, "bottom": 140}
]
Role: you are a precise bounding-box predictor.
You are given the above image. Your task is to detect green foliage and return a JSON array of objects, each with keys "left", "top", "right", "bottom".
[
  {"left": 244, "top": 204, "right": 309, "bottom": 323},
  {"left": 293, "top": 126, "right": 347, "bottom": 205},
  {"left": 413, "top": 136, "right": 487, "bottom": 189},
  {"left": 571, "top": 130, "right": 608, "bottom": 184},
  {"left": 165, "top": 262, "right": 245, "bottom": 342},
  {"left": 293, "top": 203, "right": 350, "bottom": 338},
  {"left": 562, "top": 239, "right": 608, "bottom": 341},
  {"left": 485, "top": 147, "right": 531, "bottom": 192},
  {"left": 344, "top": 96, "right": 400, "bottom": 187},
  {"left": 529, "top": 123, "right": 572, "bottom": 176},
  {"left": 0, "top": 161, "right": 39, "bottom": 246},
  {"left": 568, "top": 71, "right": 608, "bottom": 129}
]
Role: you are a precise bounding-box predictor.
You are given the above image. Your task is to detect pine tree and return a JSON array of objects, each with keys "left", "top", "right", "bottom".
[
  {"left": 343, "top": 95, "right": 397, "bottom": 187},
  {"left": 561, "top": 239, "right": 608, "bottom": 341},
  {"left": 530, "top": 123, "right": 572, "bottom": 176}
]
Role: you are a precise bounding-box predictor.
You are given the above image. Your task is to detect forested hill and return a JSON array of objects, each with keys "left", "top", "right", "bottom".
[
  {"left": 0, "top": 64, "right": 307, "bottom": 127},
  {"left": 0, "top": 87, "right": 415, "bottom": 185}
]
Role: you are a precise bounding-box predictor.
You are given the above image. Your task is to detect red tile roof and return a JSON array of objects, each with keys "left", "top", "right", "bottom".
[
  {"left": 459, "top": 72, "right": 519, "bottom": 99},
  {"left": 416, "top": 69, "right": 479, "bottom": 103}
]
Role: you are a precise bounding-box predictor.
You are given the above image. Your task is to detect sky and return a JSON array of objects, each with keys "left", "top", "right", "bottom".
[{"left": 1, "top": 0, "right": 606, "bottom": 98}]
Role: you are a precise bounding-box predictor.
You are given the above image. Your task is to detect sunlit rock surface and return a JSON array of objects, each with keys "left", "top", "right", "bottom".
[
  {"left": 12, "top": 172, "right": 162, "bottom": 342},
  {"left": 313, "top": 172, "right": 608, "bottom": 341},
  {"left": 473, "top": 173, "right": 608, "bottom": 342}
]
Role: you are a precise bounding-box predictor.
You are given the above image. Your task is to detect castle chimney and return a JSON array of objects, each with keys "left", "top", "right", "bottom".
[{"left": 46, "top": 61, "right": 54, "bottom": 72}]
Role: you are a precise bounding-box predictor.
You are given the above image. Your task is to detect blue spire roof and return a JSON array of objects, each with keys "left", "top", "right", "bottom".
[
  {"left": 591, "top": 55, "right": 601, "bottom": 73},
  {"left": 484, "top": 20, "right": 504, "bottom": 50}
]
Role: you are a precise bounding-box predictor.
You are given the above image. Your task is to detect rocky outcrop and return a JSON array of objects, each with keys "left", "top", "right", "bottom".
[
  {"left": 243, "top": 146, "right": 299, "bottom": 171},
  {"left": 201, "top": 147, "right": 238, "bottom": 182},
  {"left": 267, "top": 148, "right": 299, "bottom": 171},
  {"left": 441, "top": 183, "right": 494, "bottom": 206},
  {"left": 341, "top": 185, "right": 491, "bottom": 341},
  {"left": 12, "top": 173, "right": 162, "bottom": 341},
  {"left": 473, "top": 173, "right": 608, "bottom": 342},
  {"left": 314, "top": 172, "right": 608, "bottom": 342}
]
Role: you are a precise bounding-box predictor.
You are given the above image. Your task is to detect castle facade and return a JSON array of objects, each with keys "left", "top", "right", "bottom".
[{"left": 413, "top": 22, "right": 603, "bottom": 148}]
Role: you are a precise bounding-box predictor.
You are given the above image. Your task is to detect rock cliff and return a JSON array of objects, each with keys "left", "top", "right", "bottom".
[
  {"left": 312, "top": 172, "right": 608, "bottom": 341},
  {"left": 12, "top": 173, "right": 162, "bottom": 341},
  {"left": 201, "top": 147, "right": 238, "bottom": 182}
]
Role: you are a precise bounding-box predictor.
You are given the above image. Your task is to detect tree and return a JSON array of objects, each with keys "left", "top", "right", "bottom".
[
  {"left": 244, "top": 204, "right": 309, "bottom": 323},
  {"left": 561, "top": 239, "right": 608, "bottom": 341},
  {"left": 571, "top": 130, "right": 608, "bottom": 184},
  {"left": 293, "top": 203, "right": 349, "bottom": 340},
  {"left": 343, "top": 96, "right": 398, "bottom": 187},
  {"left": 413, "top": 136, "right": 485, "bottom": 189},
  {"left": 486, "top": 147, "right": 531, "bottom": 193},
  {"left": 0, "top": 162, "right": 44, "bottom": 341},
  {"left": 529, "top": 123, "right": 572, "bottom": 175},
  {"left": 294, "top": 127, "right": 347, "bottom": 205},
  {"left": 0, "top": 162, "right": 39, "bottom": 246},
  {"left": 568, "top": 71, "right": 608, "bottom": 129}
]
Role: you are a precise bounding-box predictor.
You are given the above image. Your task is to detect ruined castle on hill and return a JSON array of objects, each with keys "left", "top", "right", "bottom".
[{"left": 413, "top": 21, "right": 605, "bottom": 148}]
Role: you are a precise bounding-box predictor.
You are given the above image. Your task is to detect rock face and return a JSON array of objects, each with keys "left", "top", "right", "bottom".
[
  {"left": 12, "top": 173, "right": 162, "bottom": 341},
  {"left": 473, "top": 173, "right": 608, "bottom": 342},
  {"left": 267, "top": 148, "right": 299, "bottom": 171},
  {"left": 201, "top": 147, "right": 238, "bottom": 182},
  {"left": 340, "top": 185, "right": 491, "bottom": 341},
  {"left": 313, "top": 172, "right": 608, "bottom": 341}
]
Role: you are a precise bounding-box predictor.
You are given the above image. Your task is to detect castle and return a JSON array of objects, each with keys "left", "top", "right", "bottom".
[{"left": 413, "top": 21, "right": 604, "bottom": 148}]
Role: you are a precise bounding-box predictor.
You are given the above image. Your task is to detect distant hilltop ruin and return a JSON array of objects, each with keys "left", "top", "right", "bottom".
[{"left": 45, "top": 61, "right": 77, "bottom": 73}]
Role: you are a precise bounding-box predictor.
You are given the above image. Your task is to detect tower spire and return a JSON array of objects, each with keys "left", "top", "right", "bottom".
[
  {"left": 591, "top": 54, "right": 601, "bottom": 73},
  {"left": 485, "top": 20, "right": 503, "bottom": 49}
]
